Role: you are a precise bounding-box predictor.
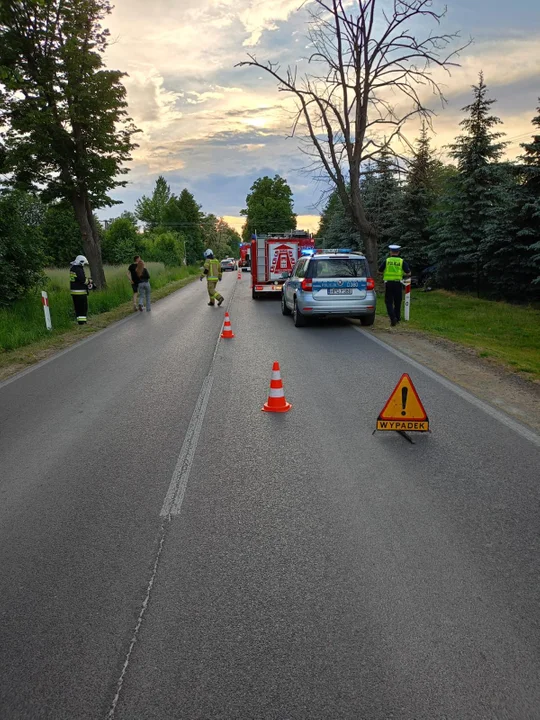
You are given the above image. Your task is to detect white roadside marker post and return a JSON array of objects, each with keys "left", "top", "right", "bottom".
[
  {"left": 41, "top": 291, "right": 52, "bottom": 330},
  {"left": 404, "top": 278, "right": 411, "bottom": 321}
]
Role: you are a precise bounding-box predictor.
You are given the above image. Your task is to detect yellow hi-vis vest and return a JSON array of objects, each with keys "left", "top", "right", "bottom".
[
  {"left": 383, "top": 256, "right": 404, "bottom": 282},
  {"left": 205, "top": 258, "right": 221, "bottom": 281}
]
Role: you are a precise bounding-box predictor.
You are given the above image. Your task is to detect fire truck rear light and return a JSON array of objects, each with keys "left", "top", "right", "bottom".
[
  {"left": 301, "top": 279, "right": 313, "bottom": 291},
  {"left": 366, "top": 277, "right": 375, "bottom": 290},
  {"left": 255, "top": 286, "right": 263, "bottom": 290}
]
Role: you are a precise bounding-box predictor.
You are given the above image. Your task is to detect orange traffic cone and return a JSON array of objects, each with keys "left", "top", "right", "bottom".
[
  {"left": 238, "top": 270, "right": 242, "bottom": 280},
  {"left": 221, "top": 312, "right": 235, "bottom": 339},
  {"left": 262, "top": 361, "right": 292, "bottom": 413}
]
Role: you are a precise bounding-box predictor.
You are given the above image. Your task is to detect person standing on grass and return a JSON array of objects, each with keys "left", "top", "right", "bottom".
[
  {"left": 69, "top": 255, "right": 91, "bottom": 325},
  {"left": 136, "top": 259, "right": 151, "bottom": 312},
  {"left": 127, "top": 255, "right": 141, "bottom": 311},
  {"left": 379, "top": 244, "right": 411, "bottom": 326}
]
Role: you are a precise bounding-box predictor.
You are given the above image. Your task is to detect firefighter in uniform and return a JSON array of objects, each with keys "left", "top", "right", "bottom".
[
  {"left": 200, "top": 249, "right": 224, "bottom": 307},
  {"left": 379, "top": 244, "right": 411, "bottom": 326},
  {"left": 70, "top": 255, "right": 91, "bottom": 325}
]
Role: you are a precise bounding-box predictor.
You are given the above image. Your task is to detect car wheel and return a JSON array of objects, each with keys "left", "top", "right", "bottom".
[
  {"left": 359, "top": 313, "right": 375, "bottom": 327},
  {"left": 293, "top": 299, "right": 306, "bottom": 327},
  {"left": 281, "top": 293, "right": 291, "bottom": 316}
]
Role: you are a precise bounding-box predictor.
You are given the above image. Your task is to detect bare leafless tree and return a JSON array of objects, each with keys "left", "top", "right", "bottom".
[{"left": 236, "top": 0, "right": 469, "bottom": 270}]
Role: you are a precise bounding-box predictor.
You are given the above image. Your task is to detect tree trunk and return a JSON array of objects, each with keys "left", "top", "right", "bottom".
[
  {"left": 85, "top": 196, "right": 106, "bottom": 289},
  {"left": 71, "top": 192, "right": 106, "bottom": 289},
  {"left": 350, "top": 181, "right": 379, "bottom": 276}
]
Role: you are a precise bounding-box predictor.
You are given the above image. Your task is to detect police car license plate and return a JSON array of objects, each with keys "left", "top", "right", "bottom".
[{"left": 328, "top": 288, "right": 352, "bottom": 295}]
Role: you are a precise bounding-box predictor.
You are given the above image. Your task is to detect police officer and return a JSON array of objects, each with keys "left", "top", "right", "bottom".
[
  {"left": 200, "top": 249, "right": 224, "bottom": 307},
  {"left": 70, "top": 255, "right": 91, "bottom": 325},
  {"left": 379, "top": 244, "right": 411, "bottom": 326}
]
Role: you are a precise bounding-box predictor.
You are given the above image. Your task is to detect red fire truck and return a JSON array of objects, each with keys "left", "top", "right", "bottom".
[
  {"left": 250, "top": 231, "right": 315, "bottom": 300},
  {"left": 239, "top": 243, "right": 252, "bottom": 271}
]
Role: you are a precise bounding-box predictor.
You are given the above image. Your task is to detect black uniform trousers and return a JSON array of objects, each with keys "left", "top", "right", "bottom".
[
  {"left": 71, "top": 293, "right": 88, "bottom": 324},
  {"left": 385, "top": 281, "right": 403, "bottom": 322}
]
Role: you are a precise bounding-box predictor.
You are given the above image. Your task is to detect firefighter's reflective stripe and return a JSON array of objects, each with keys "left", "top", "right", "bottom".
[
  {"left": 71, "top": 290, "right": 87, "bottom": 295},
  {"left": 205, "top": 258, "right": 221, "bottom": 281},
  {"left": 77, "top": 317, "right": 87, "bottom": 321}
]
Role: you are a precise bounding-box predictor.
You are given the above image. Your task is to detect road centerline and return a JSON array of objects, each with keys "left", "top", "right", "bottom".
[
  {"left": 106, "top": 276, "right": 238, "bottom": 718},
  {"left": 161, "top": 276, "right": 238, "bottom": 517},
  {"left": 160, "top": 374, "right": 214, "bottom": 517}
]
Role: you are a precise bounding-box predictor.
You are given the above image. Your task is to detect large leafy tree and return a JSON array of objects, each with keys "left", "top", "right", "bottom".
[
  {"left": 164, "top": 189, "right": 204, "bottom": 265},
  {"left": 0, "top": 0, "right": 139, "bottom": 288},
  {"left": 40, "top": 201, "right": 84, "bottom": 266},
  {"left": 431, "top": 73, "right": 506, "bottom": 295},
  {"left": 101, "top": 214, "right": 139, "bottom": 265},
  {"left": 220, "top": 221, "right": 241, "bottom": 258},
  {"left": 135, "top": 176, "right": 171, "bottom": 230},
  {"left": 141, "top": 232, "right": 186, "bottom": 267},
  {"left": 240, "top": 175, "right": 296, "bottom": 240},
  {"left": 201, "top": 215, "right": 241, "bottom": 259}
]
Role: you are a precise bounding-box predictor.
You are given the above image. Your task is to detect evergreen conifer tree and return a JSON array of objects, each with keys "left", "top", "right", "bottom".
[
  {"left": 432, "top": 73, "right": 506, "bottom": 295},
  {"left": 517, "top": 101, "right": 540, "bottom": 296},
  {"left": 394, "top": 123, "right": 435, "bottom": 273}
]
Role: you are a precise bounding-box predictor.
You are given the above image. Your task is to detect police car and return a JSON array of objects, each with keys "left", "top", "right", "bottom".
[{"left": 281, "top": 250, "right": 376, "bottom": 327}]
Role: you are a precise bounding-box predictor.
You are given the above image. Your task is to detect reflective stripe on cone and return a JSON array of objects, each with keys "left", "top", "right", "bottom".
[
  {"left": 262, "top": 361, "right": 292, "bottom": 413},
  {"left": 221, "top": 312, "right": 235, "bottom": 338}
]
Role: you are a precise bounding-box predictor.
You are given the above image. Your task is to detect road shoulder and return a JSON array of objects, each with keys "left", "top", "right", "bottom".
[
  {"left": 0, "top": 275, "right": 199, "bottom": 383},
  {"left": 366, "top": 325, "right": 540, "bottom": 434}
]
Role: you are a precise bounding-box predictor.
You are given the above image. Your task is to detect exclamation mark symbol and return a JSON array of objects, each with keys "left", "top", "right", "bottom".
[{"left": 401, "top": 387, "right": 408, "bottom": 416}]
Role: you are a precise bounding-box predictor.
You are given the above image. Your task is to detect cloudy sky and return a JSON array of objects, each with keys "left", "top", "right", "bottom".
[{"left": 102, "top": 0, "right": 540, "bottom": 233}]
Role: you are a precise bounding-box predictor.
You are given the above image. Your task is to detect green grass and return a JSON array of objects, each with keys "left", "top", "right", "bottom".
[
  {"left": 0, "top": 263, "right": 199, "bottom": 352},
  {"left": 376, "top": 289, "right": 540, "bottom": 380}
]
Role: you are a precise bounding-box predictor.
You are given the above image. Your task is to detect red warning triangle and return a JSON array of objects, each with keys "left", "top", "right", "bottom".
[{"left": 378, "top": 374, "right": 428, "bottom": 422}]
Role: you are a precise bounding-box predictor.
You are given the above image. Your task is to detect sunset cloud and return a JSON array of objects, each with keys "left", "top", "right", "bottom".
[{"left": 101, "top": 0, "right": 540, "bottom": 225}]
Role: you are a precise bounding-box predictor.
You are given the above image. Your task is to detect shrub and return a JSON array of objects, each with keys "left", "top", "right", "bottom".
[{"left": 0, "top": 191, "right": 46, "bottom": 307}]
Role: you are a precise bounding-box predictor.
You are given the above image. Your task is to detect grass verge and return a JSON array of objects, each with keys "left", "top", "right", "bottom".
[
  {"left": 375, "top": 289, "right": 540, "bottom": 381},
  {"left": 0, "top": 264, "right": 199, "bottom": 381}
]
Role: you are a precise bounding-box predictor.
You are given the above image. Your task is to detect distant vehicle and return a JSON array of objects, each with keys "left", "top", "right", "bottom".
[
  {"left": 250, "top": 230, "right": 315, "bottom": 299},
  {"left": 281, "top": 251, "right": 376, "bottom": 327},
  {"left": 220, "top": 258, "right": 236, "bottom": 271},
  {"left": 239, "top": 243, "right": 251, "bottom": 272},
  {"left": 419, "top": 264, "right": 437, "bottom": 290}
]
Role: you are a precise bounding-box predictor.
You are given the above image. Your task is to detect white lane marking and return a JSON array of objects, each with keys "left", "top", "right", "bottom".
[
  {"left": 160, "top": 375, "right": 214, "bottom": 516},
  {"left": 107, "top": 277, "right": 239, "bottom": 717},
  {"left": 354, "top": 326, "right": 540, "bottom": 449},
  {"left": 106, "top": 518, "right": 168, "bottom": 719},
  {"left": 161, "top": 275, "right": 238, "bottom": 517}
]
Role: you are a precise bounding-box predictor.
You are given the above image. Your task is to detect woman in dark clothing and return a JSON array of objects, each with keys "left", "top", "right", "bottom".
[
  {"left": 136, "top": 259, "right": 151, "bottom": 312},
  {"left": 127, "top": 255, "right": 141, "bottom": 311}
]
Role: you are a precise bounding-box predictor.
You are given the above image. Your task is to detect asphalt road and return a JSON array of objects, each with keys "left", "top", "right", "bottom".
[{"left": 1, "top": 271, "right": 539, "bottom": 720}]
